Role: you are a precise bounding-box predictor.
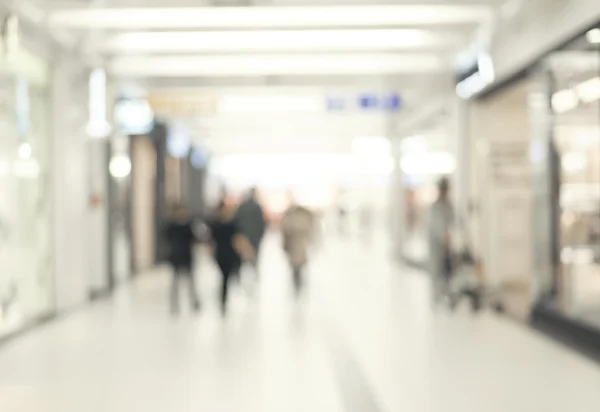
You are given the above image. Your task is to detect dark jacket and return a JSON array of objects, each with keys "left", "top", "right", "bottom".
[
  {"left": 234, "top": 198, "right": 266, "bottom": 249},
  {"left": 164, "top": 221, "right": 196, "bottom": 268}
]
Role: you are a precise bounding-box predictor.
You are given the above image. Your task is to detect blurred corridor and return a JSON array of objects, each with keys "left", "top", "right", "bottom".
[
  {"left": 1, "top": 232, "right": 599, "bottom": 412},
  {"left": 1, "top": 1, "right": 600, "bottom": 410}
]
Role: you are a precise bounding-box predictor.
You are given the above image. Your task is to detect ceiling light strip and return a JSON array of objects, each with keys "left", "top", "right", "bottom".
[
  {"left": 102, "top": 29, "right": 459, "bottom": 53},
  {"left": 109, "top": 54, "right": 446, "bottom": 77},
  {"left": 49, "top": 5, "right": 492, "bottom": 29}
]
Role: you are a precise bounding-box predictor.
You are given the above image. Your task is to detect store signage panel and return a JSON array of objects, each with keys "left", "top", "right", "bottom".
[
  {"left": 148, "top": 94, "right": 218, "bottom": 117},
  {"left": 148, "top": 91, "right": 401, "bottom": 116},
  {"left": 326, "top": 93, "right": 402, "bottom": 112}
]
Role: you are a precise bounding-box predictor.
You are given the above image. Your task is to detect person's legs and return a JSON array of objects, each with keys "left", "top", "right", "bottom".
[
  {"left": 432, "top": 272, "right": 449, "bottom": 306},
  {"left": 184, "top": 265, "right": 201, "bottom": 311},
  {"left": 292, "top": 265, "right": 304, "bottom": 296},
  {"left": 251, "top": 241, "right": 261, "bottom": 278},
  {"left": 232, "top": 259, "right": 241, "bottom": 283},
  {"left": 218, "top": 261, "right": 232, "bottom": 314},
  {"left": 170, "top": 266, "right": 180, "bottom": 314}
]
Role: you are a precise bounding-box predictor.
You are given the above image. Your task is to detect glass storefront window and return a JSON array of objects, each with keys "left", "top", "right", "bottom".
[
  {"left": 533, "top": 27, "right": 600, "bottom": 329},
  {"left": 0, "top": 49, "right": 51, "bottom": 337}
]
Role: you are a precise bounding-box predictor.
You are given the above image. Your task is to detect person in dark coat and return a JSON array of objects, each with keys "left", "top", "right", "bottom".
[
  {"left": 209, "top": 201, "right": 249, "bottom": 315},
  {"left": 234, "top": 187, "right": 266, "bottom": 276},
  {"left": 164, "top": 203, "right": 201, "bottom": 314}
]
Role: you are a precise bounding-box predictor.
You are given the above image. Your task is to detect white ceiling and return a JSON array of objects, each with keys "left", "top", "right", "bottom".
[
  {"left": 10, "top": 0, "right": 503, "bottom": 154},
  {"left": 31, "top": 1, "right": 500, "bottom": 77},
  {"left": 3, "top": 0, "right": 504, "bottom": 81}
]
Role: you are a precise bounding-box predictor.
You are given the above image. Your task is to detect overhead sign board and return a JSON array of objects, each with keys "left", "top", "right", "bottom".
[{"left": 327, "top": 93, "right": 402, "bottom": 112}]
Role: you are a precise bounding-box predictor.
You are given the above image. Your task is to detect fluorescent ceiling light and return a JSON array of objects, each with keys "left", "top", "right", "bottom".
[
  {"left": 87, "top": 68, "right": 111, "bottom": 138},
  {"left": 48, "top": 5, "right": 492, "bottom": 29},
  {"left": 574, "top": 77, "right": 600, "bottom": 103},
  {"left": 586, "top": 28, "right": 600, "bottom": 44},
  {"left": 109, "top": 54, "right": 445, "bottom": 77},
  {"left": 456, "top": 72, "right": 488, "bottom": 99},
  {"left": 103, "top": 29, "right": 454, "bottom": 53},
  {"left": 477, "top": 52, "right": 495, "bottom": 83},
  {"left": 551, "top": 89, "right": 578, "bottom": 114}
]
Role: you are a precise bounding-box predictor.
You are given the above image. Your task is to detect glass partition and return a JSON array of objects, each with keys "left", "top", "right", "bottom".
[
  {"left": 533, "top": 28, "right": 600, "bottom": 329},
  {"left": 0, "top": 49, "right": 51, "bottom": 337}
]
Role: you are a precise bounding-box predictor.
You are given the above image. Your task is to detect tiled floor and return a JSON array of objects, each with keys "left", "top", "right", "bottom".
[{"left": 0, "top": 231, "right": 599, "bottom": 412}]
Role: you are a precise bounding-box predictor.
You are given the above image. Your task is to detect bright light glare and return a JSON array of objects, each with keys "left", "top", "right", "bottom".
[
  {"left": 209, "top": 153, "right": 393, "bottom": 188},
  {"left": 110, "top": 54, "right": 444, "bottom": 77},
  {"left": 13, "top": 159, "right": 40, "bottom": 178},
  {"left": 552, "top": 89, "right": 578, "bottom": 113},
  {"left": 586, "top": 28, "right": 600, "bottom": 44},
  {"left": 18, "top": 142, "right": 32, "bottom": 159},
  {"left": 87, "top": 68, "right": 111, "bottom": 138},
  {"left": 114, "top": 99, "right": 154, "bottom": 135},
  {"left": 401, "top": 152, "right": 456, "bottom": 175},
  {"left": 562, "top": 152, "right": 587, "bottom": 173},
  {"left": 49, "top": 6, "right": 491, "bottom": 29},
  {"left": 219, "top": 95, "right": 323, "bottom": 113},
  {"left": 109, "top": 155, "right": 132, "bottom": 179},
  {"left": 103, "top": 29, "right": 447, "bottom": 53},
  {"left": 575, "top": 77, "right": 600, "bottom": 103},
  {"left": 352, "top": 137, "right": 391, "bottom": 155},
  {"left": 456, "top": 72, "right": 488, "bottom": 99},
  {"left": 167, "top": 125, "right": 191, "bottom": 158},
  {"left": 477, "top": 52, "right": 495, "bottom": 83},
  {"left": 400, "top": 135, "right": 441, "bottom": 153}
]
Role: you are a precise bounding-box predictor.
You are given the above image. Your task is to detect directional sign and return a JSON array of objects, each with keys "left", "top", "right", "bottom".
[{"left": 327, "top": 92, "right": 402, "bottom": 112}]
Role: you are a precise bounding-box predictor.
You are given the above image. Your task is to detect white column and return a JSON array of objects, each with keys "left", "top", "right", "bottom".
[
  {"left": 388, "top": 114, "right": 405, "bottom": 258},
  {"left": 51, "top": 51, "right": 91, "bottom": 310},
  {"left": 451, "top": 97, "right": 470, "bottom": 224}
]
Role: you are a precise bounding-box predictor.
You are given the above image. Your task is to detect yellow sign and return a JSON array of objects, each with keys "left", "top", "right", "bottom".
[{"left": 148, "top": 94, "right": 218, "bottom": 117}]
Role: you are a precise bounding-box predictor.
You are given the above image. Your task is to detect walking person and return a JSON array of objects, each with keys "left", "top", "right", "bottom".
[
  {"left": 428, "top": 177, "right": 455, "bottom": 307},
  {"left": 234, "top": 187, "right": 267, "bottom": 277},
  {"left": 164, "top": 203, "right": 201, "bottom": 315},
  {"left": 209, "top": 201, "right": 250, "bottom": 315},
  {"left": 281, "top": 200, "right": 316, "bottom": 296}
]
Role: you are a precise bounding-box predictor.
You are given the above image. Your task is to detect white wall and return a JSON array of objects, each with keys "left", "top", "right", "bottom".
[
  {"left": 51, "top": 53, "right": 91, "bottom": 310},
  {"left": 469, "top": 81, "right": 532, "bottom": 289}
]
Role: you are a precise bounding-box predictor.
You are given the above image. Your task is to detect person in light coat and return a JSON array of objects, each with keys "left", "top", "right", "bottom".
[
  {"left": 428, "top": 177, "right": 455, "bottom": 306},
  {"left": 281, "top": 201, "right": 316, "bottom": 295}
]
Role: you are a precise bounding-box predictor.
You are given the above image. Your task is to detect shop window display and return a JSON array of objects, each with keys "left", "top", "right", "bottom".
[
  {"left": 533, "top": 28, "right": 600, "bottom": 329},
  {"left": 0, "top": 50, "right": 51, "bottom": 337}
]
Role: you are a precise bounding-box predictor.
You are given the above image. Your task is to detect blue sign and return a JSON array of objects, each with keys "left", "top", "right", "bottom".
[
  {"left": 326, "top": 93, "right": 401, "bottom": 112},
  {"left": 381, "top": 93, "right": 401, "bottom": 110},
  {"left": 358, "top": 94, "right": 379, "bottom": 110}
]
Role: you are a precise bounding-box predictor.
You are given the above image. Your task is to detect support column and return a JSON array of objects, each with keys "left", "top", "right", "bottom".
[
  {"left": 51, "top": 51, "right": 90, "bottom": 309},
  {"left": 388, "top": 114, "right": 405, "bottom": 259},
  {"left": 451, "top": 98, "right": 470, "bottom": 225}
]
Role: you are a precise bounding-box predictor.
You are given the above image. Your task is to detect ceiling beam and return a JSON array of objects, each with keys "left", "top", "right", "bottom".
[{"left": 47, "top": 5, "right": 494, "bottom": 30}]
